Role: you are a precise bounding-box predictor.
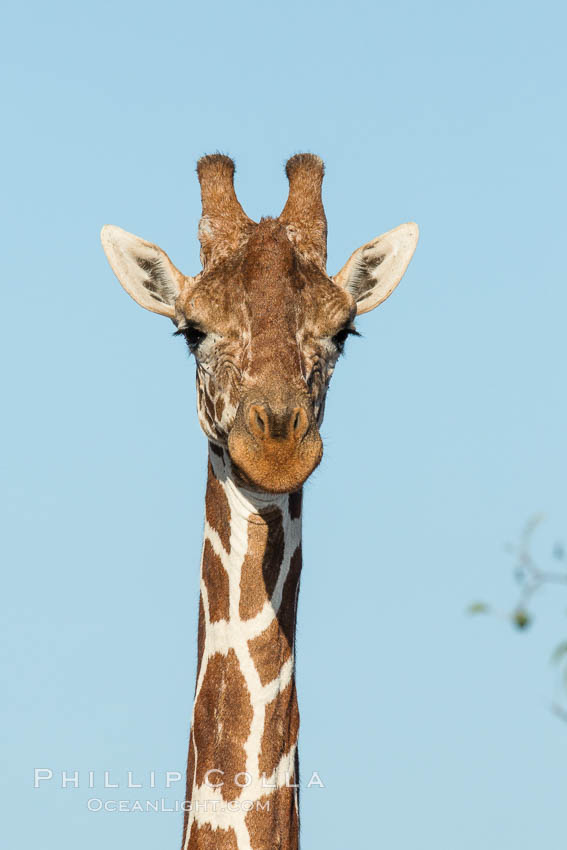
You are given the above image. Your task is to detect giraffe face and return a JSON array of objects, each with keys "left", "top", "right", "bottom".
[
  {"left": 174, "top": 218, "right": 356, "bottom": 491},
  {"left": 101, "top": 154, "right": 419, "bottom": 493}
]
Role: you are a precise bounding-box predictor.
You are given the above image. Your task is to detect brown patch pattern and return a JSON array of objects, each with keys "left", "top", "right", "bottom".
[
  {"left": 245, "top": 786, "right": 298, "bottom": 850},
  {"left": 288, "top": 490, "right": 302, "bottom": 520},
  {"left": 189, "top": 821, "right": 239, "bottom": 850},
  {"left": 248, "top": 544, "right": 302, "bottom": 686},
  {"left": 193, "top": 650, "right": 253, "bottom": 802},
  {"left": 215, "top": 396, "right": 225, "bottom": 420},
  {"left": 248, "top": 617, "right": 292, "bottom": 687},
  {"left": 258, "top": 680, "right": 300, "bottom": 779},
  {"left": 278, "top": 545, "right": 302, "bottom": 649},
  {"left": 239, "top": 510, "right": 284, "bottom": 620},
  {"left": 205, "top": 461, "right": 231, "bottom": 553},
  {"left": 202, "top": 539, "right": 229, "bottom": 622}
]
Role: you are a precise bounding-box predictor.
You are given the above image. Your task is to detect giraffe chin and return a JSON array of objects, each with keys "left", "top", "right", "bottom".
[{"left": 227, "top": 429, "right": 323, "bottom": 494}]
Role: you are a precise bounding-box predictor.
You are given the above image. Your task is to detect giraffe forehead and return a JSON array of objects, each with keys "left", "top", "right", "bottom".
[
  {"left": 182, "top": 231, "right": 353, "bottom": 340},
  {"left": 240, "top": 220, "right": 353, "bottom": 335}
]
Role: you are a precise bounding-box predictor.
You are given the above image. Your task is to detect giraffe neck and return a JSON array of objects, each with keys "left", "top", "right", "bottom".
[{"left": 183, "top": 442, "right": 303, "bottom": 850}]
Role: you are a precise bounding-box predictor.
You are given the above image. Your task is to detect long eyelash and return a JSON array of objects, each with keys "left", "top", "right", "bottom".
[
  {"left": 173, "top": 326, "right": 204, "bottom": 337},
  {"left": 173, "top": 324, "right": 206, "bottom": 352},
  {"left": 332, "top": 326, "right": 361, "bottom": 355}
]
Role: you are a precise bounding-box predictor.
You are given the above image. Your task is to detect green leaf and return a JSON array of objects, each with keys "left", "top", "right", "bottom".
[
  {"left": 512, "top": 608, "right": 531, "bottom": 630},
  {"left": 467, "top": 602, "right": 490, "bottom": 615},
  {"left": 551, "top": 641, "right": 567, "bottom": 665}
]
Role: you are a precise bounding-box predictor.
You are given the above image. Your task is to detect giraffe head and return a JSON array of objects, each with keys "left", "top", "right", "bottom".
[{"left": 101, "top": 154, "right": 418, "bottom": 493}]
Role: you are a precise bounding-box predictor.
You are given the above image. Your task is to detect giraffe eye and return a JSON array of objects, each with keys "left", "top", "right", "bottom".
[
  {"left": 174, "top": 324, "right": 207, "bottom": 352},
  {"left": 331, "top": 326, "right": 359, "bottom": 354}
]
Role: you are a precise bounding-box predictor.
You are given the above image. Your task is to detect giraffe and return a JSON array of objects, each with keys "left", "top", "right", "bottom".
[{"left": 101, "top": 153, "right": 418, "bottom": 850}]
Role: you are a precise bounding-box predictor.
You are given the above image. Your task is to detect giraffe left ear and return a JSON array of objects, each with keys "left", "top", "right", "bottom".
[{"left": 333, "top": 223, "right": 419, "bottom": 315}]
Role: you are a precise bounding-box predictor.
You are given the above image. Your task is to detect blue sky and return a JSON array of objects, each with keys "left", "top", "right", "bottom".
[{"left": 2, "top": 0, "right": 567, "bottom": 847}]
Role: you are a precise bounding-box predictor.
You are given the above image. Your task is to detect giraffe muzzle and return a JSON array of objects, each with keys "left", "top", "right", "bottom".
[{"left": 228, "top": 399, "right": 323, "bottom": 493}]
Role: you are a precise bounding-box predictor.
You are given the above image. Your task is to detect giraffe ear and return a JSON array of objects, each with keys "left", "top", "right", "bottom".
[
  {"left": 101, "top": 225, "right": 187, "bottom": 319},
  {"left": 333, "top": 223, "right": 419, "bottom": 315}
]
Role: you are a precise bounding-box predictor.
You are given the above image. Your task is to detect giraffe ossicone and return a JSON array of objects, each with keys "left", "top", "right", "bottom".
[{"left": 101, "top": 153, "right": 418, "bottom": 850}]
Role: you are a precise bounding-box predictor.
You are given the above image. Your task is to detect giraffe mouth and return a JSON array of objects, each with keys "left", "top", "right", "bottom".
[
  {"left": 227, "top": 433, "right": 323, "bottom": 493},
  {"left": 227, "top": 402, "right": 323, "bottom": 493}
]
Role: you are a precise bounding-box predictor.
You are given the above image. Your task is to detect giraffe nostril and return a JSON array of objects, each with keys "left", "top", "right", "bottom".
[
  {"left": 291, "top": 406, "right": 309, "bottom": 441},
  {"left": 248, "top": 404, "right": 270, "bottom": 440},
  {"left": 255, "top": 410, "right": 266, "bottom": 434}
]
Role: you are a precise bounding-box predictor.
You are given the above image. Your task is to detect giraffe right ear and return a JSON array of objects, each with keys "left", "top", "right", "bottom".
[{"left": 101, "top": 225, "right": 187, "bottom": 319}]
